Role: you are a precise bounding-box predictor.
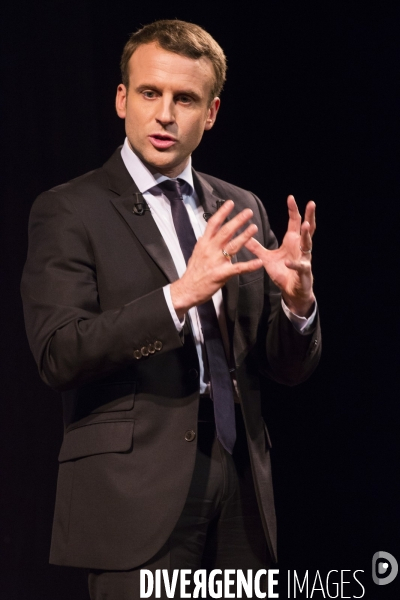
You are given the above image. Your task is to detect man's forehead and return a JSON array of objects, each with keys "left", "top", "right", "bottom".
[{"left": 128, "top": 42, "right": 215, "bottom": 88}]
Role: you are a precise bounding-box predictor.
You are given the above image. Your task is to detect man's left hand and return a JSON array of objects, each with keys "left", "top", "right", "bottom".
[{"left": 245, "top": 195, "right": 316, "bottom": 317}]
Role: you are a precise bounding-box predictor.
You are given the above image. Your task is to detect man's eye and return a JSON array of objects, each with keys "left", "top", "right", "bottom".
[
  {"left": 143, "top": 91, "right": 156, "bottom": 99},
  {"left": 177, "top": 95, "right": 192, "bottom": 104}
]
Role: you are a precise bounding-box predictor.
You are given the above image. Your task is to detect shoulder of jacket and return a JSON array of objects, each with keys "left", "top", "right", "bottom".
[
  {"left": 34, "top": 147, "right": 129, "bottom": 211},
  {"left": 196, "top": 171, "right": 251, "bottom": 196},
  {"left": 45, "top": 166, "right": 107, "bottom": 198},
  {"left": 195, "top": 171, "right": 264, "bottom": 213},
  {"left": 31, "top": 163, "right": 114, "bottom": 219}
]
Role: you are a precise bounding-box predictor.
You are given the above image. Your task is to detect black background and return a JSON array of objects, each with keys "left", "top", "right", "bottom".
[{"left": 1, "top": 1, "right": 399, "bottom": 598}]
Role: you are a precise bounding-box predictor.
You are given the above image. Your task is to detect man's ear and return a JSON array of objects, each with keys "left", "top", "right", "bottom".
[
  {"left": 115, "top": 84, "right": 127, "bottom": 119},
  {"left": 204, "top": 97, "right": 221, "bottom": 130}
]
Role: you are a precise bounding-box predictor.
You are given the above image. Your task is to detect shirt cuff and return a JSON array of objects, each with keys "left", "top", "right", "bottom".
[
  {"left": 281, "top": 298, "right": 317, "bottom": 335},
  {"left": 163, "top": 285, "right": 185, "bottom": 332}
]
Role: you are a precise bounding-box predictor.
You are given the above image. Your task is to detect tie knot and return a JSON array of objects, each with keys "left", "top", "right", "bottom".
[{"left": 158, "top": 179, "right": 183, "bottom": 203}]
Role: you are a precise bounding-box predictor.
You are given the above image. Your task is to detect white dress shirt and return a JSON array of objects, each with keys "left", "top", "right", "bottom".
[{"left": 120, "top": 138, "right": 316, "bottom": 393}]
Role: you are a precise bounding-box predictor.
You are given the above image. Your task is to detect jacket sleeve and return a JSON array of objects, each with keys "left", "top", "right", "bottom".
[
  {"left": 253, "top": 193, "right": 321, "bottom": 386},
  {"left": 21, "top": 191, "right": 183, "bottom": 391}
]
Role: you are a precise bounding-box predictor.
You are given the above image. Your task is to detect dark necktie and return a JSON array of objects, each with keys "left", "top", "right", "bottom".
[{"left": 157, "top": 179, "right": 236, "bottom": 454}]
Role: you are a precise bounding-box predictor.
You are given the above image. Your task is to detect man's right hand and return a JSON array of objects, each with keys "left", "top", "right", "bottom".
[{"left": 170, "top": 200, "right": 263, "bottom": 319}]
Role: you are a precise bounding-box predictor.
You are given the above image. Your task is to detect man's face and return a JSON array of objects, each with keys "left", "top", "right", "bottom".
[{"left": 115, "top": 42, "right": 220, "bottom": 178}]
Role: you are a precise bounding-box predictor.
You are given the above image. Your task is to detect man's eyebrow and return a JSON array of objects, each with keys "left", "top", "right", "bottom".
[{"left": 135, "top": 84, "right": 162, "bottom": 94}]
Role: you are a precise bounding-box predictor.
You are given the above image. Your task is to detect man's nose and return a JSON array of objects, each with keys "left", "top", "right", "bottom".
[{"left": 155, "top": 96, "right": 175, "bottom": 126}]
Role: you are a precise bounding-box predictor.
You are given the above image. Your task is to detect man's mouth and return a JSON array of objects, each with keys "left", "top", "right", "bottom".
[{"left": 148, "top": 134, "right": 177, "bottom": 150}]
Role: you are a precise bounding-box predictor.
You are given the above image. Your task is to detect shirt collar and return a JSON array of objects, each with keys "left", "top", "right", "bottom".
[{"left": 120, "top": 137, "right": 194, "bottom": 194}]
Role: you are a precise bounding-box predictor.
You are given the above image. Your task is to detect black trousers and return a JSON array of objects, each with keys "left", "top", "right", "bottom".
[{"left": 87, "top": 403, "right": 271, "bottom": 599}]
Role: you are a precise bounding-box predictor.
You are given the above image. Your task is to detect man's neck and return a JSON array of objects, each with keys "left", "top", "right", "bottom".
[{"left": 127, "top": 139, "right": 190, "bottom": 180}]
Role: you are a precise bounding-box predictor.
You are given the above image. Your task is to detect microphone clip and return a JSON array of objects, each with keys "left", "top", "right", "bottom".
[
  {"left": 203, "top": 199, "right": 226, "bottom": 221},
  {"left": 132, "top": 193, "right": 150, "bottom": 216}
]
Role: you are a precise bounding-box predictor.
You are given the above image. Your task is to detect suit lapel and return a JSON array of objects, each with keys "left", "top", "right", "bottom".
[{"left": 103, "top": 149, "right": 179, "bottom": 283}]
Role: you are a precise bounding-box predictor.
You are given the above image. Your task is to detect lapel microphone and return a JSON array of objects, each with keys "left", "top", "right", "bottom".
[
  {"left": 203, "top": 199, "right": 226, "bottom": 221},
  {"left": 132, "top": 193, "right": 150, "bottom": 216}
]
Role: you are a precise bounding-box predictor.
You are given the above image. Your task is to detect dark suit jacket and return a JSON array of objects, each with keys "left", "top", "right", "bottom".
[{"left": 21, "top": 147, "right": 321, "bottom": 570}]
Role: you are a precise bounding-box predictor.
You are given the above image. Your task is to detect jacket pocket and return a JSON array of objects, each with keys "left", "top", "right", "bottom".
[
  {"left": 238, "top": 273, "right": 264, "bottom": 286},
  {"left": 58, "top": 421, "right": 134, "bottom": 462}
]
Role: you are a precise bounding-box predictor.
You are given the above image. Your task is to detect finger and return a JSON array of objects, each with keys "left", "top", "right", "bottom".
[
  {"left": 215, "top": 207, "right": 255, "bottom": 245},
  {"left": 203, "top": 200, "right": 235, "bottom": 238},
  {"left": 284, "top": 259, "right": 312, "bottom": 274},
  {"left": 225, "top": 224, "right": 258, "bottom": 256},
  {"left": 304, "top": 201, "right": 316, "bottom": 237},
  {"left": 212, "top": 256, "right": 264, "bottom": 283},
  {"left": 287, "top": 195, "right": 302, "bottom": 234},
  {"left": 230, "top": 258, "right": 263, "bottom": 275},
  {"left": 244, "top": 236, "right": 269, "bottom": 261},
  {"left": 300, "top": 221, "right": 313, "bottom": 258}
]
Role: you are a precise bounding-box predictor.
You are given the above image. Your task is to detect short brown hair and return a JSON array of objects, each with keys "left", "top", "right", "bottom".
[{"left": 120, "top": 20, "right": 227, "bottom": 99}]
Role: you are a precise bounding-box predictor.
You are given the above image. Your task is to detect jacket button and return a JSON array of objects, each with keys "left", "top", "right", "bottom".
[
  {"left": 133, "top": 350, "right": 142, "bottom": 360},
  {"left": 154, "top": 341, "right": 163, "bottom": 351},
  {"left": 184, "top": 430, "right": 196, "bottom": 442},
  {"left": 141, "top": 346, "right": 149, "bottom": 357},
  {"left": 188, "top": 368, "right": 198, "bottom": 380},
  {"left": 313, "top": 339, "right": 318, "bottom": 346},
  {"left": 148, "top": 343, "right": 155, "bottom": 354}
]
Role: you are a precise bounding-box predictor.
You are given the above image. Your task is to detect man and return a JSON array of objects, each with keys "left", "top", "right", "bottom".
[{"left": 21, "top": 19, "right": 320, "bottom": 599}]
